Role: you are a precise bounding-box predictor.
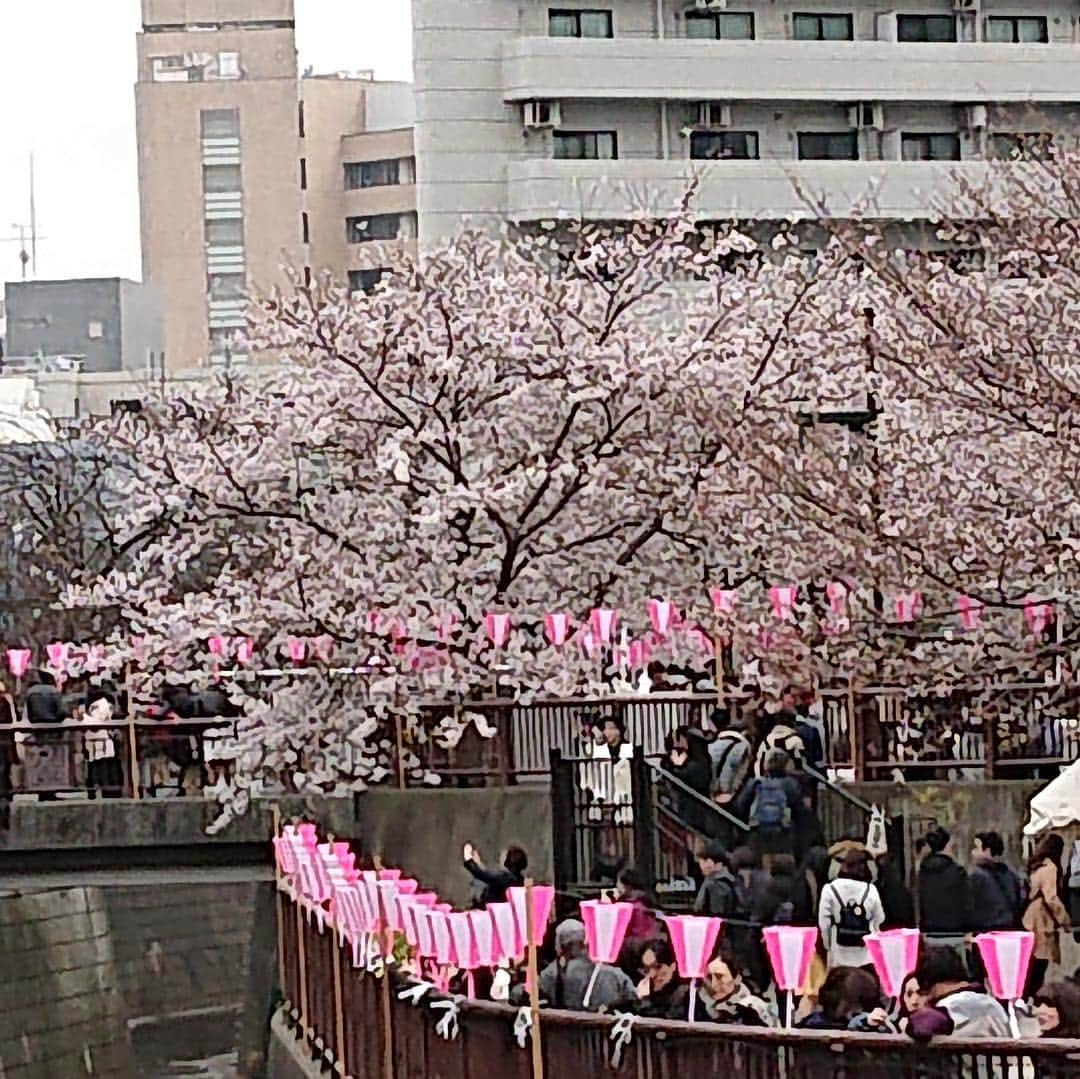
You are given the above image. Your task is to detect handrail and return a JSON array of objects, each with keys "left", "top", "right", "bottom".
[
  {"left": 804, "top": 764, "right": 879, "bottom": 818},
  {"left": 648, "top": 761, "right": 750, "bottom": 832},
  {"left": 0, "top": 718, "right": 236, "bottom": 730}
]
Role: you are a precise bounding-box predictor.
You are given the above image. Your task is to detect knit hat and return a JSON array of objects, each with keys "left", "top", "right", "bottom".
[{"left": 555, "top": 918, "right": 586, "bottom": 951}]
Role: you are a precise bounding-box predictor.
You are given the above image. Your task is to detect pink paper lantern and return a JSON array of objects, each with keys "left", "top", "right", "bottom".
[
  {"left": 589, "top": 608, "right": 618, "bottom": 645},
  {"left": 580, "top": 900, "right": 634, "bottom": 964},
  {"left": 379, "top": 868, "right": 402, "bottom": 881},
  {"left": 332, "top": 841, "right": 351, "bottom": 862},
  {"left": 448, "top": 912, "right": 479, "bottom": 969},
  {"left": 208, "top": 635, "right": 228, "bottom": 657},
  {"left": 976, "top": 932, "right": 1034, "bottom": 1002},
  {"left": 508, "top": 885, "right": 555, "bottom": 949},
  {"left": 334, "top": 883, "right": 366, "bottom": 936},
  {"left": 313, "top": 634, "right": 335, "bottom": 661},
  {"left": 488, "top": 901, "right": 523, "bottom": 961},
  {"left": 864, "top": 929, "right": 920, "bottom": 999},
  {"left": 377, "top": 880, "right": 401, "bottom": 929},
  {"left": 768, "top": 585, "right": 798, "bottom": 621},
  {"left": 235, "top": 637, "right": 255, "bottom": 664},
  {"left": 272, "top": 836, "right": 299, "bottom": 876},
  {"left": 297, "top": 823, "right": 318, "bottom": 848},
  {"left": 286, "top": 637, "right": 306, "bottom": 662},
  {"left": 1024, "top": 600, "right": 1054, "bottom": 637},
  {"left": 578, "top": 629, "right": 599, "bottom": 659},
  {"left": 666, "top": 915, "right": 723, "bottom": 980},
  {"left": 543, "top": 612, "right": 571, "bottom": 648},
  {"left": 763, "top": 925, "right": 818, "bottom": 992},
  {"left": 5, "top": 648, "right": 30, "bottom": 678},
  {"left": 484, "top": 612, "right": 512, "bottom": 648},
  {"left": 627, "top": 639, "right": 651, "bottom": 671},
  {"left": 45, "top": 641, "right": 69, "bottom": 669},
  {"left": 709, "top": 587, "right": 737, "bottom": 614},
  {"left": 647, "top": 599, "right": 678, "bottom": 637},
  {"left": 826, "top": 581, "right": 848, "bottom": 616},
  {"left": 468, "top": 909, "right": 499, "bottom": 967},
  {"left": 957, "top": 595, "right": 983, "bottom": 631},
  {"left": 894, "top": 591, "right": 922, "bottom": 623},
  {"left": 397, "top": 878, "right": 419, "bottom": 896},
  {"left": 429, "top": 909, "right": 456, "bottom": 966}
]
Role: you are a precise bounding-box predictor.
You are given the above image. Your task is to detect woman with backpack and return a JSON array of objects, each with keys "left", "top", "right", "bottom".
[
  {"left": 818, "top": 849, "right": 885, "bottom": 970},
  {"left": 734, "top": 748, "right": 802, "bottom": 866}
]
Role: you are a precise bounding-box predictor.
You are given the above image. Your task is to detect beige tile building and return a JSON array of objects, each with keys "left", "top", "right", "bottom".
[{"left": 136, "top": 0, "right": 416, "bottom": 371}]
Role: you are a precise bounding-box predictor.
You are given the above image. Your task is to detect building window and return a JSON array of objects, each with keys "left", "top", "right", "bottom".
[
  {"left": 792, "top": 13, "right": 853, "bottom": 41},
  {"left": 301, "top": 211, "right": 310, "bottom": 244},
  {"left": 986, "top": 16, "right": 1048, "bottom": 44},
  {"left": 553, "top": 131, "right": 618, "bottom": 160},
  {"left": 344, "top": 159, "right": 401, "bottom": 190},
  {"left": 548, "top": 9, "right": 613, "bottom": 38},
  {"left": 203, "top": 164, "right": 242, "bottom": 193},
  {"left": 216, "top": 51, "right": 241, "bottom": 79},
  {"left": 901, "top": 133, "right": 962, "bottom": 161},
  {"left": 206, "top": 218, "right": 244, "bottom": 245},
  {"left": 685, "top": 11, "right": 755, "bottom": 39},
  {"left": 896, "top": 15, "right": 957, "bottom": 42},
  {"left": 201, "top": 109, "right": 240, "bottom": 139},
  {"left": 690, "top": 131, "right": 759, "bottom": 160},
  {"left": 347, "top": 214, "right": 402, "bottom": 242},
  {"left": 348, "top": 269, "right": 386, "bottom": 294},
  {"left": 208, "top": 274, "right": 246, "bottom": 301},
  {"left": 797, "top": 132, "right": 859, "bottom": 160},
  {"left": 300, "top": 157, "right": 308, "bottom": 190},
  {"left": 989, "top": 133, "right": 1054, "bottom": 160},
  {"left": 298, "top": 101, "right": 306, "bottom": 138}
]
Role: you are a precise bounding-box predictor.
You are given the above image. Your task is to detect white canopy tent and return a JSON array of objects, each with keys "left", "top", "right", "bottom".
[{"left": 1024, "top": 759, "right": 1080, "bottom": 836}]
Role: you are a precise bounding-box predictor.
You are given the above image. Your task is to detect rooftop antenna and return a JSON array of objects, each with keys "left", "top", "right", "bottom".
[{"left": 4, "top": 155, "right": 45, "bottom": 280}]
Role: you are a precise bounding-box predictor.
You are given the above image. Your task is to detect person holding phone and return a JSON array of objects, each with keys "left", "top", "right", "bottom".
[{"left": 463, "top": 841, "right": 528, "bottom": 905}]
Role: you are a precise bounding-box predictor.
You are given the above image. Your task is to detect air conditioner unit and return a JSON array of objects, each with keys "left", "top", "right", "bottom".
[
  {"left": 848, "top": 103, "right": 885, "bottom": 130},
  {"left": 523, "top": 100, "right": 560, "bottom": 129},
  {"left": 953, "top": 0, "right": 978, "bottom": 10},
  {"left": 964, "top": 104, "right": 988, "bottom": 129},
  {"left": 696, "top": 102, "right": 732, "bottom": 128}
]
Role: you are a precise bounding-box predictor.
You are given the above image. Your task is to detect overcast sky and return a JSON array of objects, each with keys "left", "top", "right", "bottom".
[{"left": 0, "top": 1, "right": 412, "bottom": 285}]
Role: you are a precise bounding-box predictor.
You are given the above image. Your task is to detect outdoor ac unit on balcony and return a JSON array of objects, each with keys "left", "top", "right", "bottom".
[
  {"left": 964, "top": 104, "right": 988, "bottom": 129},
  {"left": 523, "top": 101, "right": 560, "bottom": 129},
  {"left": 696, "top": 102, "right": 732, "bottom": 128},
  {"left": 848, "top": 103, "right": 885, "bottom": 131},
  {"left": 953, "top": 0, "right": 978, "bottom": 11}
]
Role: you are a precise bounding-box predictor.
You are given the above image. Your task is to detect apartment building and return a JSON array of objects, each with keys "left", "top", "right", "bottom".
[
  {"left": 136, "top": 0, "right": 416, "bottom": 371},
  {"left": 412, "top": 0, "right": 1080, "bottom": 244}
]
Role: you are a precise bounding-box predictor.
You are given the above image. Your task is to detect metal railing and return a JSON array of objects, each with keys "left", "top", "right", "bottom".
[{"left": 279, "top": 889, "right": 1080, "bottom": 1079}]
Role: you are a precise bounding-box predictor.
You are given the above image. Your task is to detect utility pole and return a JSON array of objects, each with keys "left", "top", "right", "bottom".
[{"left": 6, "top": 155, "right": 44, "bottom": 280}]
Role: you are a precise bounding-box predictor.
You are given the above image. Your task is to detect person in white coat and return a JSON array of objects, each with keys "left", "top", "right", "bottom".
[{"left": 818, "top": 849, "right": 885, "bottom": 969}]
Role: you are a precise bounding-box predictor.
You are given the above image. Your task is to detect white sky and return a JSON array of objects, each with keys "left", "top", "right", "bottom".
[{"left": 0, "top": 1, "right": 412, "bottom": 285}]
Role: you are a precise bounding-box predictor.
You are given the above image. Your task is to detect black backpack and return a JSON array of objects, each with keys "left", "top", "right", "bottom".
[{"left": 831, "top": 882, "right": 873, "bottom": 947}]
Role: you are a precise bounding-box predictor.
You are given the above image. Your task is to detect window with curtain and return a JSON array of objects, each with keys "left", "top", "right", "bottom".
[
  {"left": 553, "top": 131, "right": 618, "bottom": 159},
  {"left": 792, "top": 13, "right": 854, "bottom": 40},
  {"left": 347, "top": 215, "right": 401, "bottom": 242},
  {"left": 548, "top": 9, "right": 613, "bottom": 37},
  {"left": 685, "top": 11, "right": 755, "bottom": 39},
  {"left": 986, "top": 16, "right": 1048, "bottom": 43},
  {"left": 690, "top": 131, "right": 759, "bottom": 159},
  {"left": 344, "top": 159, "right": 401, "bottom": 190}
]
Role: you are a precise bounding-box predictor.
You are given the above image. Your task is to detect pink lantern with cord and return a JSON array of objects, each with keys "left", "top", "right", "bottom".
[
  {"left": 957, "top": 595, "right": 983, "bottom": 631},
  {"left": 378, "top": 868, "right": 402, "bottom": 881},
  {"left": 273, "top": 836, "right": 299, "bottom": 876},
  {"left": 377, "top": 880, "right": 401, "bottom": 930},
  {"left": 5, "top": 648, "right": 30, "bottom": 678},
  {"left": 484, "top": 612, "right": 512, "bottom": 648},
  {"left": 287, "top": 638, "right": 306, "bottom": 662},
  {"left": 543, "top": 613, "right": 571, "bottom": 648},
  {"left": 1024, "top": 600, "right": 1054, "bottom": 637},
  {"left": 865, "top": 929, "right": 920, "bottom": 1001},
  {"left": 488, "top": 901, "right": 523, "bottom": 962},
  {"left": 768, "top": 585, "right": 798, "bottom": 621},
  {"left": 647, "top": 599, "right": 678, "bottom": 637},
  {"left": 578, "top": 629, "right": 599, "bottom": 659},
  {"left": 429, "top": 909, "right": 456, "bottom": 966},
  {"left": 448, "top": 912, "right": 478, "bottom": 969},
  {"left": 666, "top": 915, "right": 723, "bottom": 1022},
  {"left": 235, "top": 637, "right": 255, "bottom": 664},
  {"left": 46, "top": 641, "right": 69, "bottom": 669},
  {"left": 508, "top": 885, "right": 555, "bottom": 948},
  {"left": 894, "top": 591, "right": 922, "bottom": 623},
  {"left": 208, "top": 636, "right": 228, "bottom": 657},
  {"left": 589, "top": 608, "right": 618, "bottom": 645},
  {"left": 710, "top": 587, "right": 737, "bottom": 614},
  {"left": 414, "top": 907, "right": 437, "bottom": 958},
  {"left": 313, "top": 635, "right": 335, "bottom": 662},
  {"left": 977, "top": 931, "right": 1034, "bottom": 1038},
  {"left": 763, "top": 926, "right": 819, "bottom": 1027},
  {"left": 298, "top": 823, "right": 318, "bottom": 848},
  {"left": 579, "top": 900, "right": 635, "bottom": 1011},
  {"left": 627, "top": 639, "right": 651, "bottom": 671}
]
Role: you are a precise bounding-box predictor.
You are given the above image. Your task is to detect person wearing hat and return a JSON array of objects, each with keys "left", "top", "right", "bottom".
[{"left": 512, "top": 917, "right": 638, "bottom": 1014}]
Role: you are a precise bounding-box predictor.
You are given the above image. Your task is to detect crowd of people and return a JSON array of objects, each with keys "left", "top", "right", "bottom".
[{"left": 458, "top": 836, "right": 1080, "bottom": 1043}]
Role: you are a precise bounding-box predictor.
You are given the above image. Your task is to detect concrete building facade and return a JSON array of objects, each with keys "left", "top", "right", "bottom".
[
  {"left": 2, "top": 278, "right": 163, "bottom": 375},
  {"left": 135, "top": 0, "right": 415, "bottom": 371},
  {"left": 412, "top": 0, "right": 1080, "bottom": 244}
]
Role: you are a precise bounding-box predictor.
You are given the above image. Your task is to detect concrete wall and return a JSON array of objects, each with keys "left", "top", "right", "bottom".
[{"left": 0, "top": 887, "right": 137, "bottom": 1079}]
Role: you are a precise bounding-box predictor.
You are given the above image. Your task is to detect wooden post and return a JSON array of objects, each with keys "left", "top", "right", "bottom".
[
  {"left": 125, "top": 663, "right": 141, "bottom": 799},
  {"left": 524, "top": 879, "right": 544, "bottom": 1079},
  {"left": 271, "top": 806, "right": 287, "bottom": 999},
  {"left": 332, "top": 927, "right": 348, "bottom": 1079},
  {"left": 295, "top": 901, "right": 310, "bottom": 1045},
  {"left": 379, "top": 961, "right": 394, "bottom": 1079},
  {"left": 848, "top": 677, "right": 864, "bottom": 782}
]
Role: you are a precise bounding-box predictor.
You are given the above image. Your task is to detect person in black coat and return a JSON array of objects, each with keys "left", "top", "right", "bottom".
[
  {"left": 917, "top": 827, "right": 972, "bottom": 936},
  {"left": 463, "top": 842, "right": 527, "bottom": 905},
  {"left": 24, "top": 670, "right": 65, "bottom": 725}
]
